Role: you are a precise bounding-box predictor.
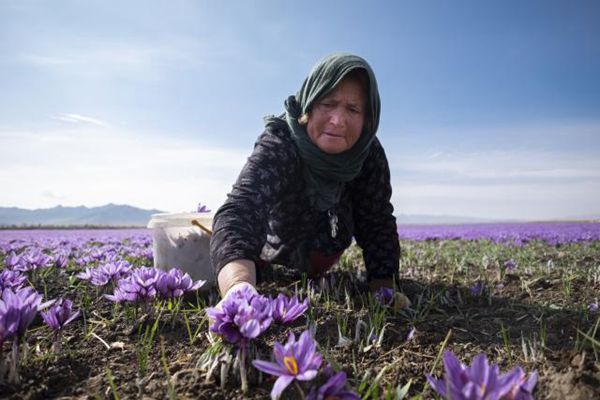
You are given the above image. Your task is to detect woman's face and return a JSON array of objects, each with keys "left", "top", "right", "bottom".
[{"left": 307, "top": 77, "right": 366, "bottom": 154}]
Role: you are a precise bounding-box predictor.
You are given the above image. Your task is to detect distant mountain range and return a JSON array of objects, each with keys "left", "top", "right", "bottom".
[
  {"left": 0, "top": 204, "right": 165, "bottom": 227},
  {"left": 0, "top": 204, "right": 597, "bottom": 228}
]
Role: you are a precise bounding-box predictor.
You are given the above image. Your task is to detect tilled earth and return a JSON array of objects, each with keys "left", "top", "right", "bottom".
[{"left": 1, "top": 241, "right": 599, "bottom": 399}]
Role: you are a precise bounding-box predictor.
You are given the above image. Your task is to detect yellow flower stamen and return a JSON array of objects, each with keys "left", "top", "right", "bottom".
[{"left": 283, "top": 356, "right": 298, "bottom": 375}]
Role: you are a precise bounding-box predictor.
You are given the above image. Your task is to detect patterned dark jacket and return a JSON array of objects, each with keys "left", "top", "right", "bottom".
[{"left": 210, "top": 124, "right": 400, "bottom": 283}]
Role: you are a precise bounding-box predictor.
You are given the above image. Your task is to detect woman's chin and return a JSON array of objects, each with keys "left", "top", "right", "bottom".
[{"left": 315, "top": 138, "right": 348, "bottom": 154}]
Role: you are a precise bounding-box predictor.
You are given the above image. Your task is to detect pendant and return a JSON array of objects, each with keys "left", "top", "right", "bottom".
[{"left": 328, "top": 209, "right": 338, "bottom": 239}]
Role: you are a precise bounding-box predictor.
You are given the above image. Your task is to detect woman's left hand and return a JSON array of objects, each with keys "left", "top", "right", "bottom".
[{"left": 369, "top": 278, "right": 411, "bottom": 312}]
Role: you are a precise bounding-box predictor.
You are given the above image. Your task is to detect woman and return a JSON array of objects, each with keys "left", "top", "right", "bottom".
[{"left": 210, "top": 53, "right": 400, "bottom": 299}]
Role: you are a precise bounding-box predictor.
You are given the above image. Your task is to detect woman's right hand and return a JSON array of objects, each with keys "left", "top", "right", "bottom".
[{"left": 208, "top": 260, "right": 258, "bottom": 332}]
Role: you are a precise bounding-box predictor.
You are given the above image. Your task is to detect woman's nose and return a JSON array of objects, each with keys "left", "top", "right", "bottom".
[{"left": 329, "top": 108, "right": 345, "bottom": 126}]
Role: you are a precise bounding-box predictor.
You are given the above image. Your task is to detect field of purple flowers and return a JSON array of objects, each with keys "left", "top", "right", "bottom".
[{"left": 1, "top": 223, "right": 599, "bottom": 399}]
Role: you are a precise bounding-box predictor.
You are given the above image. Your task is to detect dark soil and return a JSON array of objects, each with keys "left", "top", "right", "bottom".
[{"left": 1, "top": 240, "right": 599, "bottom": 399}]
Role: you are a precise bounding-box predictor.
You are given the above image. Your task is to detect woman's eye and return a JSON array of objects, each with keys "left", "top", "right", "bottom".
[{"left": 320, "top": 102, "right": 334, "bottom": 109}]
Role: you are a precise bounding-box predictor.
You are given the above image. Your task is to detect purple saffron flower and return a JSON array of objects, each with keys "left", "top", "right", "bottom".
[
  {"left": 76, "top": 267, "right": 94, "bottom": 281},
  {"left": 74, "top": 255, "right": 92, "bottom": 267},
  {"left": 125, "top": 246, "right": 153, "bottom": 262},
  {"left": 236, "top": 293, "right": 273, "bottom": 337},
  {"left": 104, "top": 267, "right": 160, "bottom": 303},
  {"left": 197, "top": 203, "right": 211, "bottom": 213},
  {"left": 504, "top": 260, "right": 516, "bottom": 272},
  {"left": 0, "top": 298, "right": 18, "bottom": 347},
  {"left": 322, "top": 363, "right": 335, "bottom": 378},
  {"left": 155, "top": 268, "right": 205, "bottom": 299},
  {"left": 0, "top": 287, "right": 54, "bottom": 383},
  {"left": 0, "top": 286, "right": 53, "bottom": 341},
  {"left": 16, "top": 249, "right": 52, "bottom": 272},
  {"left": 588, "top": 300, "right": 599, "bottom": 313},
  {"left": 272, "top": 293, "right": 309, "bottom": 324},
  {"left": 307, "top": 371, "right": 360, "bottom": 400},
  {"left": 4, "top": 252, "right": 22, "bottom": 269},
  {"left": 406, "top": 327, "right": 416, "bottom": 342},
  {"left": 0, "top": 290, "right": 31, "bottom": 383},
  {"left": 206, "top": 285, "right": 273, "bottom": 344},
  {"left": 470, "top": 281, "right": 485, "bottom": 296},
  {"left": 52, "top": 251, "right": 69, "bottom": 268},
  {"left": 86, "top": 248, "right": 105, "bottom": 262},
  {"left": 81, "top": 260, "right": 132, "bottom": 287},
  {"left": 252, "top": 330, "right": 323, "bottom": 400},
  {"left": 426, "top": 351, "right": 535, "bottom": 400},
  {"left": 16, "top": 286, "right": 54, "bottom": 309},
  {"left": 0, "top": 269, "right": 27, "bottom": 295},
  {"left": 41, "top": 298, "right": 80, "bottom": 332},
  {"left": 506, "top": 369, "right": 538, "bottom": 400},
  {"left": 374, "top": 287, "right": 394, "bottom": 305}
]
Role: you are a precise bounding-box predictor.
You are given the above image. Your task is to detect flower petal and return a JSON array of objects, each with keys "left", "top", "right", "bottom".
[
  {"left": 426, "top": 375, "right": 447, "bottom": 397},
  {"left": 252, "top": 360, "right": 287, "bottom": 376},
  {"left": 468, "top": 353, "right": 490, "bottom": 387},
  {"left": 240, "top": 319, "right": 261, "bottom": 339},
  {"left": 271, "top": 375, "right": 295, "bottom": 400},
  {"left": 296, "top": 369, "right": 318, "bottom": 381},
  {"left": 522, "top": 371, "right": 538, "bottom": 391}
]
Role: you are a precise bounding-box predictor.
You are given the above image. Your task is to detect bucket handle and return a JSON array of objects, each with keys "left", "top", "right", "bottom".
[{"left": 191, "top": 219, "right": 212, "bottom": 235}]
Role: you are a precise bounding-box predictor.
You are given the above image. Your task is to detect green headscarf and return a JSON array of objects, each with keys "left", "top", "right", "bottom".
[{"left": 265, "top": 52, "right": 381, "bottom": 211}]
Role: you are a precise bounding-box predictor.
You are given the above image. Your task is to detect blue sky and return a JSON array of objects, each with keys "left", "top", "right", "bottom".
[{"left": 1, "top": 0, "right": 599, "bottom": 220}]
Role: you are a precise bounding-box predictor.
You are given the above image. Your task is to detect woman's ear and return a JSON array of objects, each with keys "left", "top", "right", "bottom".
[{"left": 298, "top": 113, "right": 309, "bottom": 125}]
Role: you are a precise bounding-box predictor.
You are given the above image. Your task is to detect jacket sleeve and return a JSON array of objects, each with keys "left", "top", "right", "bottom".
[
  {"left": 350, "top": 138, "right": 400, "bottom": 281},
  {"left": 210, "top": 129, "right": 298, "bottom": 278}
]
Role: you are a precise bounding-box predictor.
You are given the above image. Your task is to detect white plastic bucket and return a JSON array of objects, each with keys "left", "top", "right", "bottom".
[{"left": 147, "top": 212, "right": 215, "bottom": 289}]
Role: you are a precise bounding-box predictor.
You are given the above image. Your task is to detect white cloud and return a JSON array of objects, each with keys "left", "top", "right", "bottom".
[
  {"left": 0, "top": 123, "right": 248, "bottom": 213},
  {"left": 19, "top": 36, "right": 208, "bottom": 82},
  {"left": 393, "top": 180, "right": 600, "bottom": 220},
  {"left": 40, "top": 190, "right": 67, "bottom": 201},
  {"left": 391, "top": 146, "right": 600, "bottom": 219},
  {"left": 393, "top": 120, "right": 600, "bottom": 169},
  {"left": 396, "top": 149, "right": 600, "bottom": 180},
  {"left": 52, "top": 113, "right": 111, "bottom": 128}
]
